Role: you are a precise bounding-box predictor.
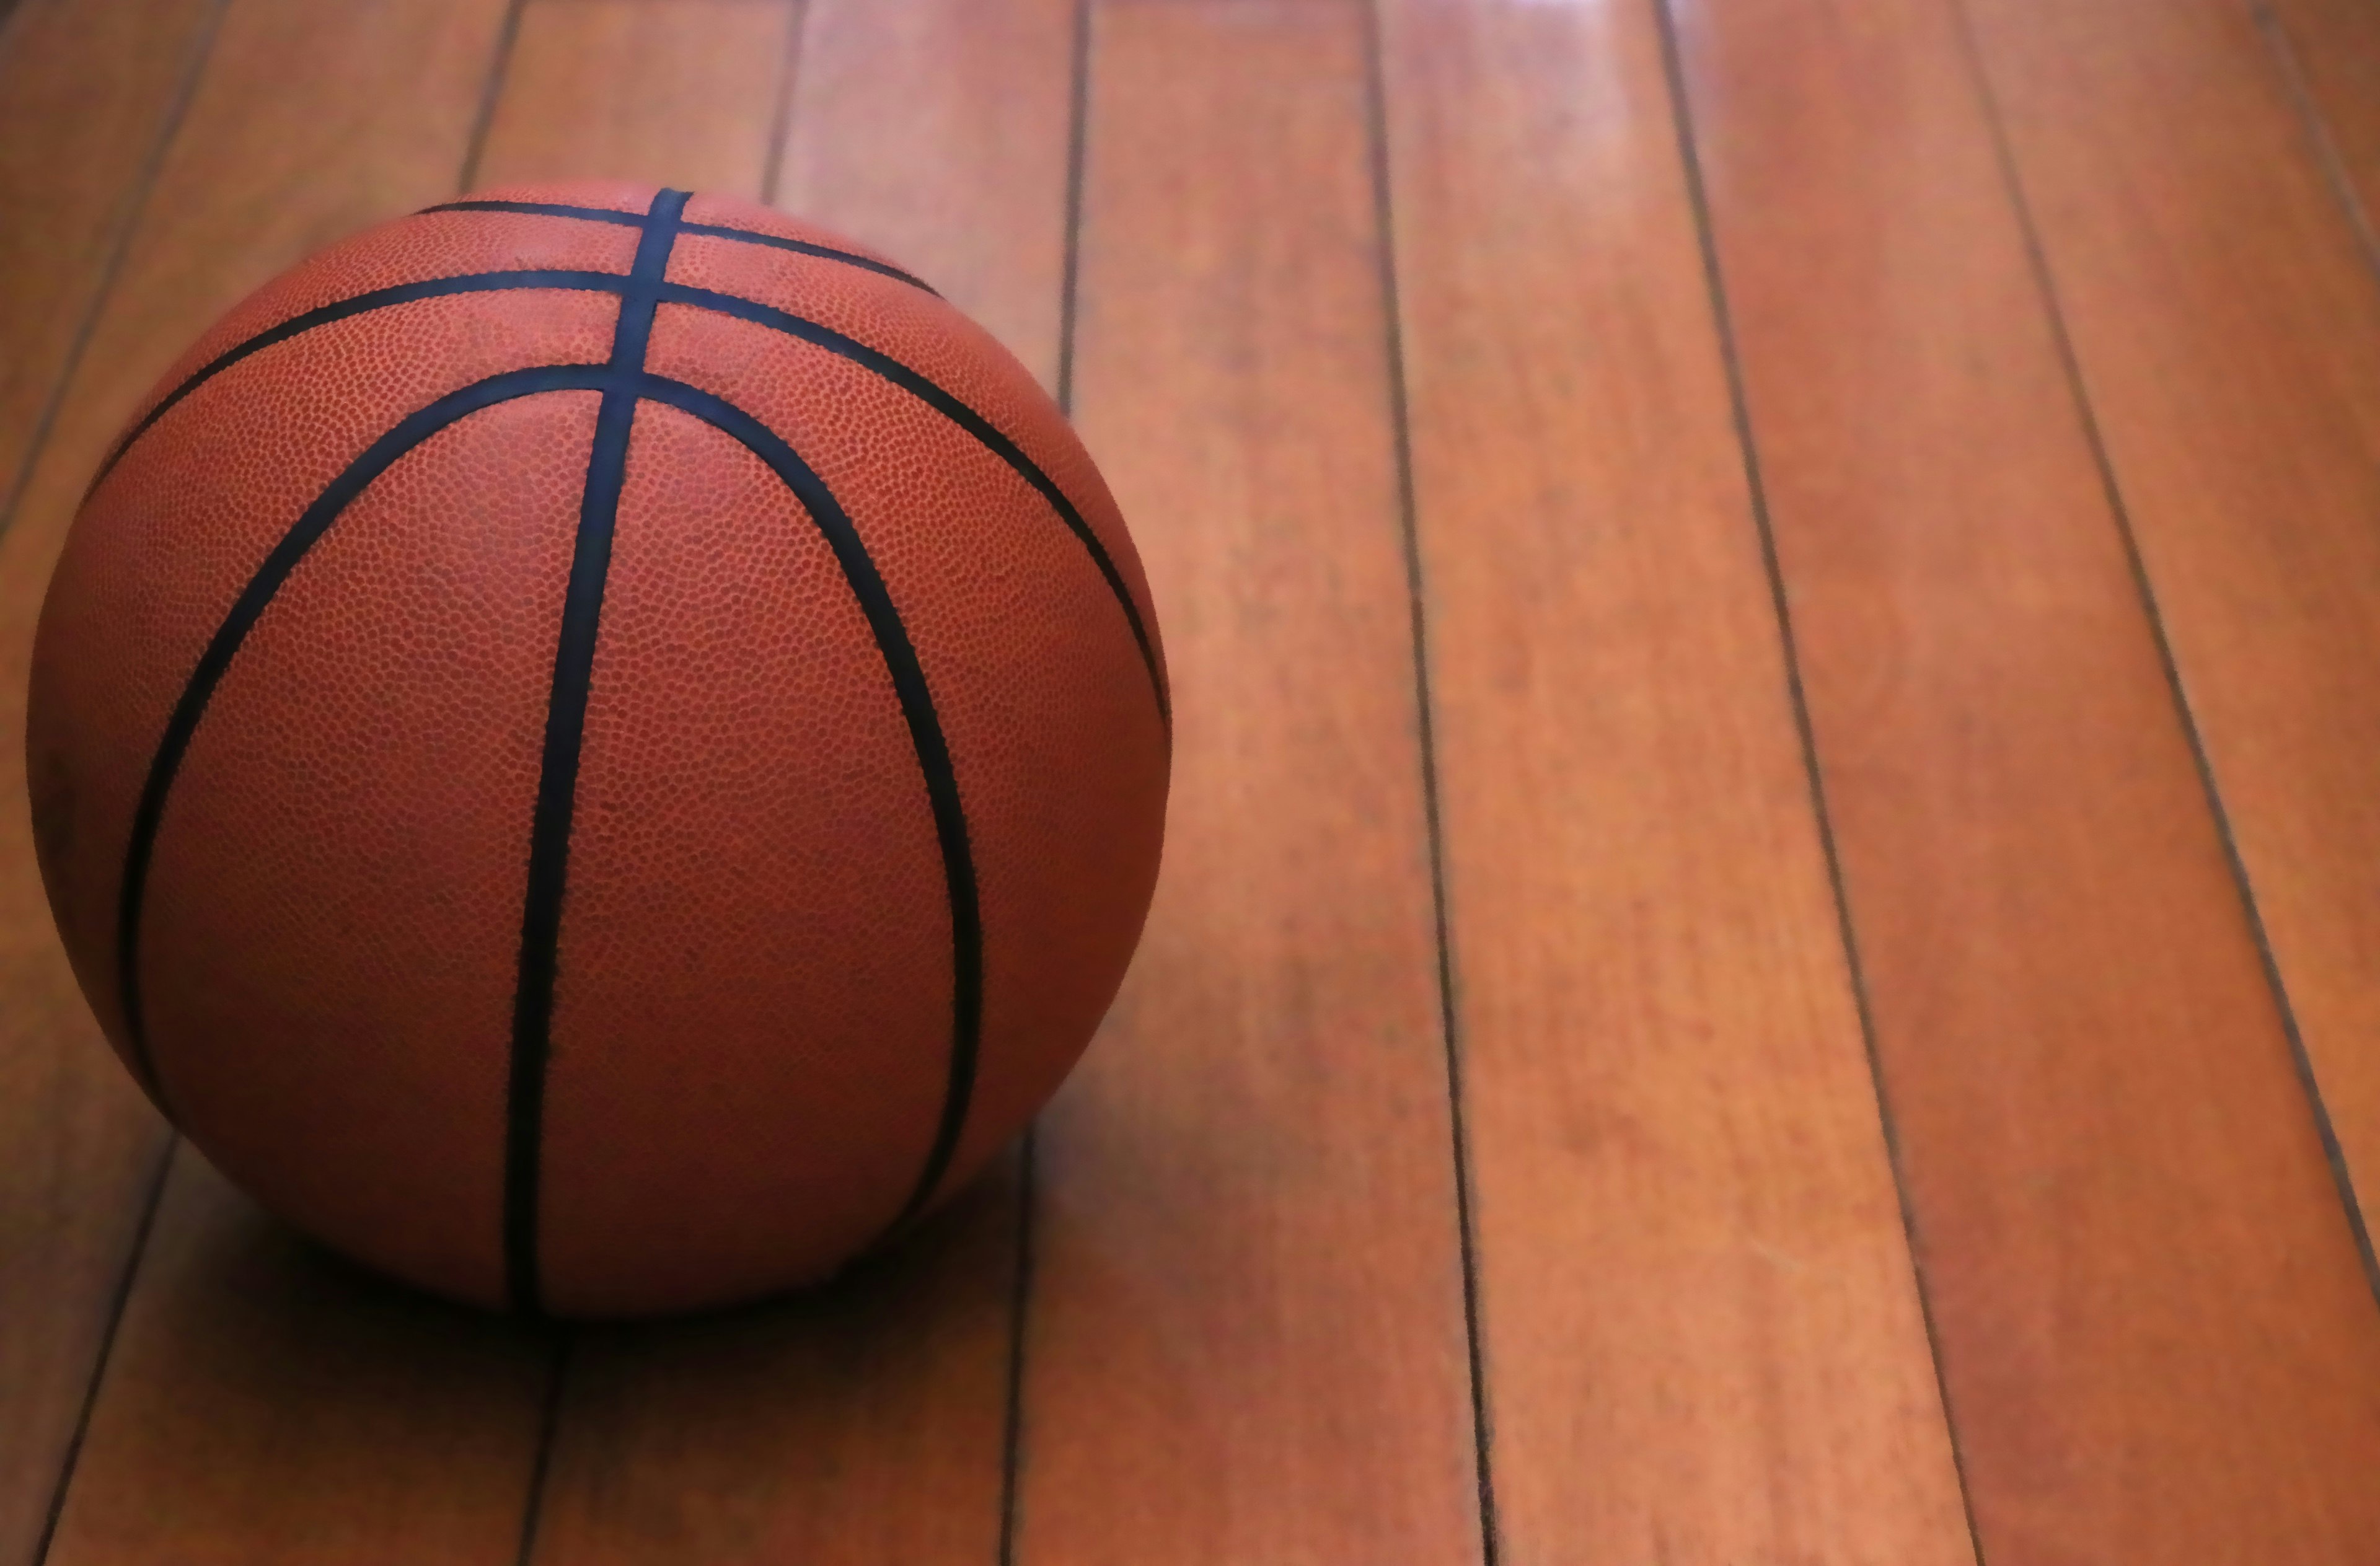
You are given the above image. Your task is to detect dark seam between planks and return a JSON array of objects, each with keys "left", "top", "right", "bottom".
[
  {"left": 757, "top": 0, "right": 806, "bottom": 207},
  {"left": 2248, "top": 1, "right": 2380, "bottom": 294},
  {"left": 457, "top": 0, "right": 527, "bottom": 194},
  {"left": 1649, "top": 0, "right": 1993, "bottom": 1557},
  {"left": 1359, "top": 3, "right": 1502, "bottom": 1562},
  {"left": 30, "top": 1138, "right": 175, "bottom": 1565},
  {"left": 510, "top": 1329, "right": 575, "bottom": 1566},
  {"left": 1945, "top": 0, "right": 2380, "bottom": 1313}
]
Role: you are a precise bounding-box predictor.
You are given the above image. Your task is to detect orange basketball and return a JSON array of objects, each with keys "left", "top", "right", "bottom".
[{"left": 27, "top": 182, "right": 1170, "bottom": 1317}]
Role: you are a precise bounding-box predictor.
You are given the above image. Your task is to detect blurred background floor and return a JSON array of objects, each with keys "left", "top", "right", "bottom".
[{"left": 4, "top": 0, "right": 2380, "bottom": 1561}]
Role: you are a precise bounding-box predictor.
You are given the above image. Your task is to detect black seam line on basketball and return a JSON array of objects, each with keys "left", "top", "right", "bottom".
[
  {"left": 421, "top": 198, "right": 940, "bottom": 296},
  {"left": 90, "top": 270, "right": 632, "bottom": 493},
  {"left": 635, "top": 372, "right": 983, "bottom": 1232},
  {"left": 81, "top": 268, "right": 1165, "bottom": 750},
  {"left": 505, "top": 187, "right": 690, "bottom": 1319},
  {"left": 112, "top": 362, "right": 613, "bottom": 1106},
  {"left": 656, "top": 283, "right": 1170, "bottom": 734}
]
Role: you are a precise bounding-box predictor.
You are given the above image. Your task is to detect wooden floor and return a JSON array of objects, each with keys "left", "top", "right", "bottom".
[{"left": 6, "top": 0, "right": 2380, "bottom": 1560}]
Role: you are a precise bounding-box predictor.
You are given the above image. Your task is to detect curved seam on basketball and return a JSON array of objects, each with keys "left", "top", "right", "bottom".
[
  {"left": 112, "top": 361, "right": 614, "bottom": 1111},
  {"left": 94, "top": 269, "right": 1168, "bottom": 736},
  {"left": 658, "top": 284, "right": 1171, "bottom": 734},
  {"left": 421, "top": 198, "right": 941, "bottom": 296},
  {"left": 637, "top": 371, "right": 987, "bottom": 1237},
  {"left": 90, "top": 270, "right": 628, "bottom": 493}
]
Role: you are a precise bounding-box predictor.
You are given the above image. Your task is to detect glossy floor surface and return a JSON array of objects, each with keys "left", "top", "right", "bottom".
[{"left": 6, "top": 0, "right": 2380, "bottom": 1561}]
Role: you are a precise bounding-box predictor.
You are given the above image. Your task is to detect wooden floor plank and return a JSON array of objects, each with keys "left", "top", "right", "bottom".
[
  {"left": 1008, "top": 5, "right": 1483, "bottom": 1561},
  {"left": 13, "top": 1, "right": 542, "bottom": 1558},
  {"left": 43, "top": 1151, "right": 550, "bottom": 1566},
  {"left": 472, "top": 0, "right": 798, "bottom": 196},
  {"left": 533, "top": 1169, "right": 1021, "bottom": 1566},
  {"left": 0, "top": 0, "right": 221, "bottom": 521},
  {"left": 518, "top": 6, "right": 1069, "bottom": 1558},
  {"left": 0, "top": 8, "right": 223, "bottom": 1550},
  {"left": 2263, "top": 0, "right": 2380, "bottom": 244},
  {"left": 1667, "top": 0, "right": 2380, "bottom": 1557},
  {"left": 1375, "top": 2, "right": 1973, "bottom": 1560},
  {"left": 1957, "top": 0, "right": 2380, "bottom": 1283},
  {"left": 772, "top": 0, "right": 1078, "bottom": 389}
]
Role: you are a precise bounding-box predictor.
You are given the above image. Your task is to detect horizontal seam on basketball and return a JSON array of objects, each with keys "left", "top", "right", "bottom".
[
  {"left": 654, "top": 284, "right": 1171, "bottom": 735},
  {"left": 421, "top": 198, "right": 940, "bottom": 296},
  {"left": 99, "top": 257, "right": 1170, "bottom": 735},
  {"left": 113, "top": 361, "right": 615, "bottom": 1109},
  {"left": 91, "top": 270, "right": 630, "bottom": 493},
  {"left": 634, "top": 371, "right": 986, "bottom": 1234}
]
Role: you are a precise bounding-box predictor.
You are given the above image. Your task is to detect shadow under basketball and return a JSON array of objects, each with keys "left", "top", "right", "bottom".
[{"left": 40, "top": 1142, "right": 1023, "bottom": 1566}]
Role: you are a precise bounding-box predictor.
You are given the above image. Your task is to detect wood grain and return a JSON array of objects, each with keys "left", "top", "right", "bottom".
[
  {"left": 773, "top": 0, "right": 1078, "bottom": 389},
  {"left": 519, "top": 4, "right": 1069, "bottom": 1559},
  {"left": 1670, "top": 0, "right": 2380, "bottom": 1557},
  {"left": 43, "top": 1150, "right": 549, "bottom": 1566},
  {"left": 0, "top": 0, "right": 221, "bottom": 521},
  {"left": 473, "top": 0, "right": 799, "bottom": 196},
  {"left": 7, "top": 1, "right": 535, "bottom": 1558},
  {"left": 1376, "top": 1, "right": 1972, "bottom": 1560},
  {"left": 1959, "top": 0, "right": 2380, "bottom": 1283},
  {"left": 2264, "top": 0, "right": 2380, "bottom": 242},
  {"left": 1008, "top": 5, "right": 1483, "bottom": 1561},
  {"left": 0, "top": 8, "right": 223, "bottom": 1559}
]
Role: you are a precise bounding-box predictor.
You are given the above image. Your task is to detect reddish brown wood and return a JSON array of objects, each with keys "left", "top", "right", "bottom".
[
  {"left": 1377, "top": 1, "right": 1974, "bottom": 1559},
  {"left": 0, "top": 7, "right": 221, "bottom": 1551},
  {"left": 2265, "top": 0, "right": 2380, "bottom": 240},
  {"left": 1008, "top": 4, "right": 1483, "bottom": 1560},
  {"left": 1962, "top": 0, "right": 2380, "bottom": 1298},
  {"left": 473, "top": 0, "right": 800, "bottom": 196},
  {"left": 1670, "top": 0, "right": 2380, "bottom": 1557},
  {"left": 0, "top": 0, "right": 221, "bottom": 517}
]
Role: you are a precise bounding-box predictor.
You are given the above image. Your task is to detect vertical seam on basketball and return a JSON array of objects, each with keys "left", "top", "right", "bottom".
[{"left": 503, "top": 187, "right": 691, "bottom": 1317}]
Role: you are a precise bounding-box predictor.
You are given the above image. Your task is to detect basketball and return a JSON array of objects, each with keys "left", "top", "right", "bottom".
[{"left": 25, "top": 182, "right": 1170, "bottom": 1319}]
